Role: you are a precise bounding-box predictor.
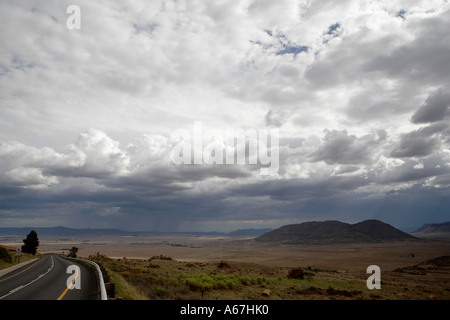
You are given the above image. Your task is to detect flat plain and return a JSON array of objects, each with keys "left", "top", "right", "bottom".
[{"left": 2, "top": 233, "right": 450, "bottom": 300}]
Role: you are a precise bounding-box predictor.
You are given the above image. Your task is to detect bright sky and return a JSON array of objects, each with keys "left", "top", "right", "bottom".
[{"left": 0, "top": 0, "right": 449, "bottom": 232}]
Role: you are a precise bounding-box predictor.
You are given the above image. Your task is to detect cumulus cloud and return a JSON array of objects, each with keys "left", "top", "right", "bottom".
[
  {"left": 1, "top": 0, "right": 450, "bottom": 231},
  {"left": 65, "top": 129, "right": 130, "bottom": 177}
]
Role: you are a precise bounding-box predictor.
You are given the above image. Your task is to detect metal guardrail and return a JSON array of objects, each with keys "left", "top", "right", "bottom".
[{"left": 68, "top": 257, "right": 108, "bottom": 300}]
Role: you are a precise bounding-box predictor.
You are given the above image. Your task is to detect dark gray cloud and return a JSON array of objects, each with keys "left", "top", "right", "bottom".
[
  {"left": 389, "top": 122, "right": 449, "bottom": 159},
  {"left": 309, "top": 129, "right": 385, "bottom": 165},
  {"left": 229, "top": 175, "right": 365, "bottom": 202},
  {"left": 364, "top": 10, "right": 450, "bottom": 85},
  {"left": 411, "top": 88, "right": 450, "bottom": 124},
  {"left": 376, "top": 156, "right": 450, "bottom": 184},
  {"left": 390, "top": 131, "right": 439, "bottom": 158},
  {"left": 428, "top": 173, "right": 450, "bottom": 188}
]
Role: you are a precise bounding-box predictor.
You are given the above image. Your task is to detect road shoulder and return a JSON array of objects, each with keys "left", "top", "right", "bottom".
[{"left": 0, "top": 258, "right": 40, "bottom": 278}]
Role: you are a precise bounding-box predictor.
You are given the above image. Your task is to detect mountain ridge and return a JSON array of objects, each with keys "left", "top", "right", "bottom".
[
  {"left": 411, "top": 222, "right": 450, "bottom": 240},
  {"left": 0, "top": 226, "right": 271, "bottom": 237},
  {"left": 255, "top": 219, "right": 420, "bottom": 245},
  {"left": 413, "top": 222, "right": 450, "bottom": 234}
]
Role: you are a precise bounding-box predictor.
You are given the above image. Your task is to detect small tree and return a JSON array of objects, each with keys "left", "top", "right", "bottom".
[
  {"left": 22, "top": 230, "right": 39, "bottom": 255},
  {"left": 68, "top": 247, "right": 79, "bottom": 258}
]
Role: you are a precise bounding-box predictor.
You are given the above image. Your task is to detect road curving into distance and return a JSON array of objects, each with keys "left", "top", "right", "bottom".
[{"left": 0, "top": 254, "right": 100, "bottom": 300}]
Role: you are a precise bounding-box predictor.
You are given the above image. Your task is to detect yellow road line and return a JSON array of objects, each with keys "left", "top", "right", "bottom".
[
  {"left": 57, "top": 259, "right": 80, "bottom": 300},
  {"left": 0, "top": 258, "right": 43, "bottom": 283}
]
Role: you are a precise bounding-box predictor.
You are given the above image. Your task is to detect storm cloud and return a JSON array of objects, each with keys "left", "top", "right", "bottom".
[{"left": 0, "top": 0, "right": 449, "bottom": 232}]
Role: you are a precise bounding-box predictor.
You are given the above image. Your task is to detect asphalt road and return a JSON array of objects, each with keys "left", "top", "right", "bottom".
[{"left": 0, "top": 254, "right": 100, "bottom": 300}]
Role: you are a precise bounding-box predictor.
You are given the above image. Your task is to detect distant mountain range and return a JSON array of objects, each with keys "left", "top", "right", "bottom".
[
  {"left": 0, "top": 226, "right": 271, "bottom": 237},
  {"left": 412, "top": 222, "right": 450, "bottom": 239},
  {"left": 255, "top": 220, "right": 420, "bottom": 245},
  {"left": 413, "top": 222, "right": 450, "bottom": 234},
  {"left": 2, "top": 221, "right": 448, "bottom": 243}
]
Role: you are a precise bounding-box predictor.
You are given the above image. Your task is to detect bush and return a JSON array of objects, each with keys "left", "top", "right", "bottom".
[
  {"left": 217, "top": 261, "right": 230, "bottom": 268},
  {"left": 239, "top": 276, "right": 252, "bottom": 285},
  {"left": 212, "top": 274, "right": 240, "bottom": 289},
  {"left": 0, "top": 246, "right": 12, "bottom": 263},
  {"left": 184, "top": 274, "right": 215, "bottom": 292},
  {"left": 287, "top": 267, "right": 304, "bottom": 279},
  {"left": 153, "top": 287, "right": 171, "bottom": 298},
  {"left": 257, "top": 277, "right": 269, "bottom": 285}
]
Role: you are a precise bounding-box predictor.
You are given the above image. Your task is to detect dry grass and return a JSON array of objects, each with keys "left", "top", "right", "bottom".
[{"left": 87, "top": 252, "right": 450, "bottom": 300}]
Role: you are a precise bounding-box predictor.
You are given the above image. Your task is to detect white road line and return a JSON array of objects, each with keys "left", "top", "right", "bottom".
[
  {"left": 9, "top": 285, "right": 24, "bottom": 294},
  {"left": 0, "top": 256, "right": 54, "bottom": 300}
]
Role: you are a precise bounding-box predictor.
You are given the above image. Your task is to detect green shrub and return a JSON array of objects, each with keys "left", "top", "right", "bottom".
[
  {"left": 257, "top": 277, "right": 268, "bottom": 285},
  {"left": 185, "top": 274, "right": 214, "bottom": 292},
  {"left": 212, "top": 274, "right": 240, "bottom": 289},
  {"left": 179, "top": 273, "right": 256, "bottom": 293},
  {"left": 239, "top": 276, "right": 252, "bottom": 285},
  {"left": 153, "top": 287, "right": 171, "bottom": 298}
]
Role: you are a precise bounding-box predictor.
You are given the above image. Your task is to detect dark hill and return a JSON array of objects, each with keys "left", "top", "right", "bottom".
[{"left": 255, "top": 220, "right": 419, "bottom": 245}]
